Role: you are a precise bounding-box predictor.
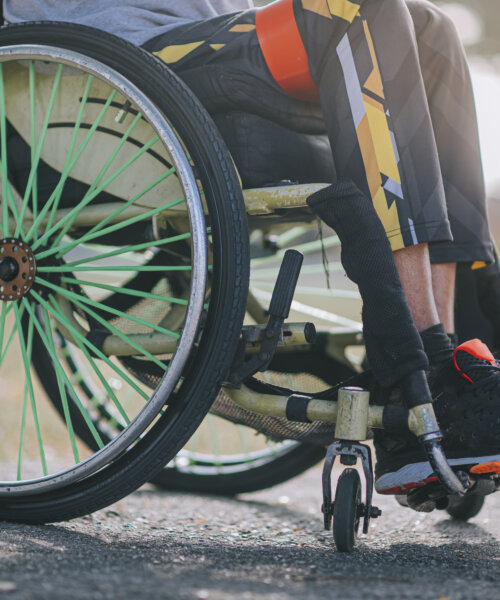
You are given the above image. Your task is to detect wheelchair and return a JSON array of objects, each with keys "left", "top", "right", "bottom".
[{"left": 0, "top": 22, "right": 497, "bottom": 552}]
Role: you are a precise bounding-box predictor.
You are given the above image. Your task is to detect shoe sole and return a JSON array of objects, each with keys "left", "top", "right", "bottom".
[{"left": 376, "top": 454, "right": 500, "bottom": 495}]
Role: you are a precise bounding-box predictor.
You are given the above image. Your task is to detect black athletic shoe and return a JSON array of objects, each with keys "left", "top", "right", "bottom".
[{"left": 375, "top": 339, "right": 500, "bottom": 495}]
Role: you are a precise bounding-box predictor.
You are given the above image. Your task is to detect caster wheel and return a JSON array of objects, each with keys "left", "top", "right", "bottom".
[
  {"left": 446, "top": 494, "right": 485, "bottom": 521},
  {"left": 333, "top": 468, "right": 362, "bottom": 552}
]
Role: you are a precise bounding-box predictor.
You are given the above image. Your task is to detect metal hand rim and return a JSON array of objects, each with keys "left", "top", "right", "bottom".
[{"left": 0, "top": 44, "right": 208, "bottom": 495}]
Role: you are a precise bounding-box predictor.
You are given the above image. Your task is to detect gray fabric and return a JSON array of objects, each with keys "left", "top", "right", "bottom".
[{"left": 3, "top": 0, "right": 254, "bottom": 45}]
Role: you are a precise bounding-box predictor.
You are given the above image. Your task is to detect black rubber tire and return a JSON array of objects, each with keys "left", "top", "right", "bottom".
[
  {"left": 333, "top": 469, "right": 362, "bottom": 553},
  {"left": 446, "top": 494, "right": 486, "bottom": 521},
  {"left": 0, "top": 22, "right": 249, "bottom": 523}
]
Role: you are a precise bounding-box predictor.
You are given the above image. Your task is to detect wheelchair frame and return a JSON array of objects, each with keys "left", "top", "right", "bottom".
[{"left": 0, "top": 22, "right": 496, "bottom": 552}]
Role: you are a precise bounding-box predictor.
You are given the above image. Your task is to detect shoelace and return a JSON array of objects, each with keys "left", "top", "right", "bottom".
[{"left": 462, "top": 362, "right": 500, "bottom": 394}]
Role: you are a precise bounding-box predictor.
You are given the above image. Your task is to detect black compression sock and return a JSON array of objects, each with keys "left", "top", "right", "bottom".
[
  {"left": 447, "top": 332, "right": 458, "bottom": 348},
  {"left": 420, "top": 323, "right": 454, "bottom": 367}
]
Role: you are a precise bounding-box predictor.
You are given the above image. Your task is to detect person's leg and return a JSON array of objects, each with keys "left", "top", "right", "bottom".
[
  {"left": 406, "top": 0, "right": 494, "bottom": 268},
  {"left": 394, "top": 243, "right": 439, "bottom": 332},
  {"left": 394, "top": 242, "right": 456, "bottom": 334},
  {"left": 431, "top": 262, "right": 456, "bottom": 334},
  {"left": 406, "top": 0, "right": 492, "bottom": 339}
]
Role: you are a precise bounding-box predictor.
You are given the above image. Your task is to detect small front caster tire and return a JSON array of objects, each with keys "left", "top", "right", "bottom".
[
  {"left": 333, "top": 468, "right": 362, "bottom": 552},
  {"left": 446, "top": 494, "right": 485, "bottom": 521}
]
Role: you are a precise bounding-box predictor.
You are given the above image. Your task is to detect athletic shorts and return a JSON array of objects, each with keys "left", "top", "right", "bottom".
[{"left": 143, "top": 0, "right": 494, "bottom": 265}]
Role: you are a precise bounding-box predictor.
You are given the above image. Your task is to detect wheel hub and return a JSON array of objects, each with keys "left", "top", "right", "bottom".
[{"left": 0, "top": 238, "right": 36, "bottom": 301}]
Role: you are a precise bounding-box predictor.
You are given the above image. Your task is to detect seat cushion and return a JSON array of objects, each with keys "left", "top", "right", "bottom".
[{"left": 212, "top": 111, "right": 334, "bottom": 189}]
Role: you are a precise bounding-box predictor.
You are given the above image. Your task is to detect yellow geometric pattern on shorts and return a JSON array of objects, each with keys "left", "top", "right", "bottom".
[
  {"left": 364, "top": 100, "right": 401, "bottom": 185},
  {"left": 337, "top": 17, "right": 404, "bottom": 250},
  {"left": 352, "top": 21, "right": 403, "bottom": 248},
  {"left": 472, "top": 261, "right": 487, "bottom": 270},
  {"left": 154, "top": 23, "right": 255, "bottom": 65},
  {"left": 229, "top": 24, "right": 256, "bottom": 32},
  {"left": 358, "top": 55, "right": 403, "bottom": 248},
  {"left": 302, "top": 0, "right": 360, "bottom": 21},
  {"left": 153, "top": 42, "right": 204, "bottom": 64},
  {"left": 301, "top": 0, "right": 332, "bottom": 19},
  {"left": 327, "top": 0, "right": 361, "bottom": 22}
]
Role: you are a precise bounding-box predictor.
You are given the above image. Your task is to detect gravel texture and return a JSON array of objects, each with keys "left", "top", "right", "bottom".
[{"left": 1, "top": 466, "right": 499, "bottom": 600}]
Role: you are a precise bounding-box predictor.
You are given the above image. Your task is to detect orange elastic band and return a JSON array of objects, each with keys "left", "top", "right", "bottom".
[{"left": 255, "top": 0, "right": 320, "bottom": 103}]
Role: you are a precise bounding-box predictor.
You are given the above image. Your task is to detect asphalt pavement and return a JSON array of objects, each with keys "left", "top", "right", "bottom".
[{"left": 1, "top": 465, "right": 499, "bottom": 600}]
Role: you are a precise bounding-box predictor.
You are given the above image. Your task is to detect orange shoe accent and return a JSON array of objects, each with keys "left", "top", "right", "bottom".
[
  {"left": 470, "top": 461, "right": 500, "bottom": 475},
  {"left": 453, "top": 339, "right": 496, "bottom": 383},
  {"left": 255, "top": 0, "right": 320, "bottom": 103}
]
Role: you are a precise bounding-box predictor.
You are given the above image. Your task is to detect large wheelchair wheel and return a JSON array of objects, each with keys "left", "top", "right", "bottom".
[
  {"left": 0, "top": 22, "right": 248, "bottom": 522},
  {"left": 29, "top": 203, "right": 359, "bottom": 496}
]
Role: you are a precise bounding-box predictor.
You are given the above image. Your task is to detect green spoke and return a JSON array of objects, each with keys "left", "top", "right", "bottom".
[
  {"left": 16, "top": 352, "right": 29, "bottom": 481},
  {"left": 43, "top": 306, "right": 131, "bottom": 428},
  {"left": 41, "top": 306, "right": 80, "bottom": 463},
  {"left": 46, "top": 111, "right": 144, "bottom": 240},
  {"left": 53, "top": 168, "right": 179, "bottom": 257},
  {"left": 23, "top": 297, "right": 106, "bottom": 449},
  {"left": 0, "top": 301, "right": 10, "bottom": 358},
  {"left": 29, "top": 61, "right": 38, "bottom": 239},
  {"left": 37, "top": 264, "right": 192, "bottom": 273},
  {"left": 19, "top": 71, "right": 94, "bottom": 238},
  {"left": 0, "top": 63, "right": 21, "bottom": 235},
  {"left": 38, "top": 277, "right": 180, "bottom": 339},
  {"left": 0, "top": 63, "right": 8, "bottom": 236},
  {"left": 13, "top": 302, "right": 48, "bottom": 476},
  {"left": 31, "top": 289, "right": 149, "bottom": 401},
  {"left": 36, "top": 278, "right": 176, "bottom": 366},
  {"left": 16, "top": 64, "right": 63, "bottom": 240},
  {"left": 60, "top": 231, "right": 192, "bottom": 268},
  {"left": 76, "top": 112, "right": 143, "bottom": 202},
  {"left": 25, "top": 82, "right": 117, "bottom": 243},
  {"left": 0, "top": 305, "right": 23, "bottom": 368},
  {"left": 61, "top": 276, "right": 189, "bottom": 307},
  {"left": 43, "top": 75, "right": 96, "bottom": 235},
  {"left": 32, "top": 131, "right": 159, "bottom": 250},
  {"left": 35, "top": 194, "right": 184, "bottom": 262}
]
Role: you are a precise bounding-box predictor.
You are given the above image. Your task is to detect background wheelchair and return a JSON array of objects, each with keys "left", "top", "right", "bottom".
[{"left": 0, "top": 22, "right": 496, "bottom": 552}]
